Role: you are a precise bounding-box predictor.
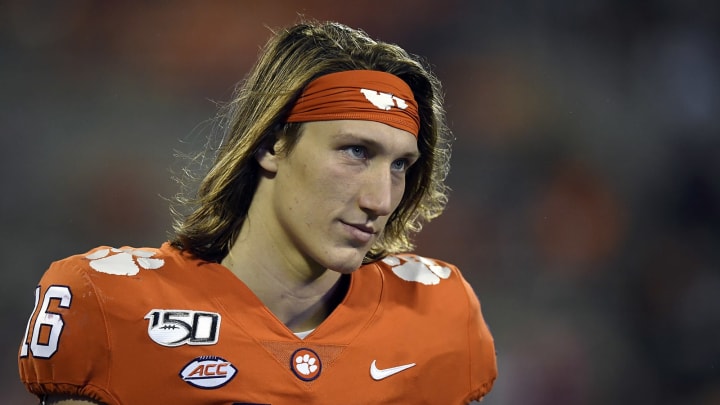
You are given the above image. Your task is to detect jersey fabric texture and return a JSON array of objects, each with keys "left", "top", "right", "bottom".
[{"left": 19, "top": 243, "right": 497, "bottom": 404}]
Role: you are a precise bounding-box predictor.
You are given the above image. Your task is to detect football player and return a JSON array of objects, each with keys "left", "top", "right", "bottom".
[{"left": 19, "top": 20, "right": 497, "bottom": 404}]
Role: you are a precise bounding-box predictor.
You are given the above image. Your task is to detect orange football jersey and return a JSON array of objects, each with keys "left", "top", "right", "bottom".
[{"left": 19, "top": 243, "right": 497, "bottom": 404}]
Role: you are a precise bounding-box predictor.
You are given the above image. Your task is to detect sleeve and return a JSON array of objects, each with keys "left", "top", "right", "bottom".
[
  {"left": 460, "top": 274, "right": 498, "bottom": 403},
  {"left": 18, "top": 256, "right": 119, "bottom": 405}
]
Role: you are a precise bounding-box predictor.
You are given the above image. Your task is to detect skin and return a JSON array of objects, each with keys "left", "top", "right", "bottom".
[
  {"left": 223, "top": 119, "right": 419, "bottom": 332},
  {"left": 48, "top": 119, "right": 419, "bottom": 405}
]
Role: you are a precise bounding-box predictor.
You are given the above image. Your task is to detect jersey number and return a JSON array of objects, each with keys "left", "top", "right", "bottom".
[{"left": 20, "top": 285, "right": 72, "bottom": 359}]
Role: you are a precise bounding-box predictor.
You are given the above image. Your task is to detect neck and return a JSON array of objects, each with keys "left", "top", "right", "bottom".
[{"left": 221, "top": 213, "right": 348, "bottom": 332}]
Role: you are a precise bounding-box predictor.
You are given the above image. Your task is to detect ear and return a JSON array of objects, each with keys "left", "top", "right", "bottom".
[{"left": 256, "top": 145, "right": 279, "bottom": 173}]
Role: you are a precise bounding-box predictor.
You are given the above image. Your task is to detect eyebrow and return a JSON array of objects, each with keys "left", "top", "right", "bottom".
[{"left": 334, "top": 132, "right": 421, "bottom": 160}]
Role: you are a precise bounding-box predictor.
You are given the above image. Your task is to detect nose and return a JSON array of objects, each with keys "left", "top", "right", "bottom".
[{"left": 358, "top": 166, "right": 395, "bottom": 217}]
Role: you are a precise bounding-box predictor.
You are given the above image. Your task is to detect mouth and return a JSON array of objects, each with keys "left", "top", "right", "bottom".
[{"left": 341, "top": 221, "right": 377, "bottom": 243}]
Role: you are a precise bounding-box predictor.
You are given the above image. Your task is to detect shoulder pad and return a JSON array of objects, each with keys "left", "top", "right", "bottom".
[
  {"left": 76, "top": 246, "right": 166, "bottom": 276},
  {"left": 379, "top": 254, "right": 455, "bottom": 285}
]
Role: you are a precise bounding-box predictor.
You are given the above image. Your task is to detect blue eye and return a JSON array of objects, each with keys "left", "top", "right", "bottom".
[
  {"left": 345, "top": 146, "right": 367, "bottom": 159},
  {"left": 391, "top": 159, "right": 409, "bottom": 172}
]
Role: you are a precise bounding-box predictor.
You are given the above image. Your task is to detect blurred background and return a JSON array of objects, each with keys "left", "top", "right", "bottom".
[{"left": 1, "top": 1, "right": 718, "bottom": 404}]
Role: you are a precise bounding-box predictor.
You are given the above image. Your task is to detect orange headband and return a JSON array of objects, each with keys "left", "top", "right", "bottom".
[{"left": 287, "top": 70, "right": 420, "bottom": 137}]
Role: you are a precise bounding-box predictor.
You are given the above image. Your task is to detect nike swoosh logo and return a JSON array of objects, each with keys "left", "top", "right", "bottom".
[{"left": 370, "top": 360, "right": 416, "bottom": 380}]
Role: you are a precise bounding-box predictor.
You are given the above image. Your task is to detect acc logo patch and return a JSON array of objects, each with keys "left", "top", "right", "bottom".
[
  {"left": 145, "top": 309, "right": 220, "bottom": 347},
  {"left": 290, "top": 348, "right": 321, "bottom": 381},
  {"left": 180, "top": 356, "right": 237, "bottom": 389}
]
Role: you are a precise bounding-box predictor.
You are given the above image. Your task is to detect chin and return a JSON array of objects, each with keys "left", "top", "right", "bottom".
[
  {"left": 322, "top": 251, "right": 366, "bottom": 274},
  {"left": 326, "top": 260, "right": 364, "bottom": 274}
]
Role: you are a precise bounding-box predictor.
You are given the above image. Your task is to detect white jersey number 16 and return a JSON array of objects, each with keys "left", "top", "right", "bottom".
[{"left": 20, "top": 285, "right": 72, "bottom": 359}]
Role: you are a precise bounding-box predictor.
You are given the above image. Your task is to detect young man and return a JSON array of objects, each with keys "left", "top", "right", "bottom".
[{"left": 19, "top": 21, "right": 497, "bottom": 404}]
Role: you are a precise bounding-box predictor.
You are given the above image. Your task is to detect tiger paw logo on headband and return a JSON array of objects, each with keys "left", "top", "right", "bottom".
[
  {"left": 287, "top": 70, "right": 420, "bottom": 136},
  {"left": 360, "top": 88, "right": 409, "bottom": 111}
]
